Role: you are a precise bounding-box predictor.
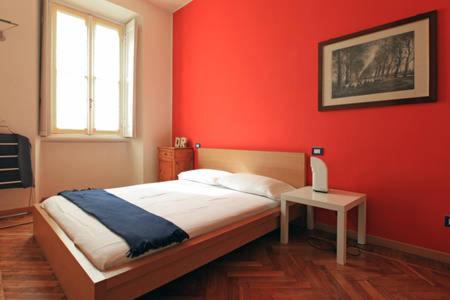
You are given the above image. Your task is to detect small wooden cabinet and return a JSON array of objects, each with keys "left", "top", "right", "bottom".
[{"left": 158, "top": 146, "right": 194, "bottom": 181}]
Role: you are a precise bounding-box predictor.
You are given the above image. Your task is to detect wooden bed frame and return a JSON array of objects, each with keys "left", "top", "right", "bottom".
[{"left": 33, "top": 148, "right": 306, "bottom": 299}]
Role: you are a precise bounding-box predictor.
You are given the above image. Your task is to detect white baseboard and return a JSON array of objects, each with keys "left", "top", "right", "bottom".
[{"left": 314, "top": 223, "right": 450, "bottom": 265}]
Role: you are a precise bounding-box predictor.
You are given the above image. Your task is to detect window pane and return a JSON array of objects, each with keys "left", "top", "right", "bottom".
[
  {"left": 55, "top": 10, "right": 88, "bottom": 130},
  {"left": 93, "top": 24, "right": 121, "bottom": 132},
  {"left": 56, "top": 72, "right": 88, "bottom": 130}
]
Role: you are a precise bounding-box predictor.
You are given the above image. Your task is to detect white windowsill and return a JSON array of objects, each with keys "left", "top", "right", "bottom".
[{"left": 41, "top": 134, "right": 130, "bottom": 143}]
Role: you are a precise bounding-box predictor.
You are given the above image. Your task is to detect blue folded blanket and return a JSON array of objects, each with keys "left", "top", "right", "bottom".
[{"left": 58, "top": 189, "right": 189, "bottom": 258}]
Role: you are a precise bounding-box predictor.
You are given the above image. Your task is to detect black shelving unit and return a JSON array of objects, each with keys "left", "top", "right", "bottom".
[{"left": 0, "top": 134, "right": 22, "bottom": 189}]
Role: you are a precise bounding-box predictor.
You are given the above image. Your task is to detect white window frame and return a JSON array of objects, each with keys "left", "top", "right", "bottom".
[{"left": 50, "top": 3, "right": 125, "bottom": 136}]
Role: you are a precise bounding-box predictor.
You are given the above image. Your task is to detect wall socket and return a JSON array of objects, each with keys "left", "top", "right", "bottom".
[
  {"left": 312, "top": 147, "right": 324, "bottom": 156},
  {"left": 445, "top": 216, "right": 450, "bottom": 228}
]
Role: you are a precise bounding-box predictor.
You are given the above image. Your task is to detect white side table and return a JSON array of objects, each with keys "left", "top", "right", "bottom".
[{"left": 280, "top": 186, "right": 366, "bottom": 265}]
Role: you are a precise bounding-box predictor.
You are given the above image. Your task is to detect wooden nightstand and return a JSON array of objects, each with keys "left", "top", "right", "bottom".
[
  {"left": 280, "top": 186, "right": 366, "bottom": 265},
  {"left": 158, "top": 147, "right": 194, "bottom": 181}
]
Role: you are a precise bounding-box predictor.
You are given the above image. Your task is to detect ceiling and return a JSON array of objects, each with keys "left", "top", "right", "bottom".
[{"left": 145, "top": 0, "right": 192, "bottom": 12}]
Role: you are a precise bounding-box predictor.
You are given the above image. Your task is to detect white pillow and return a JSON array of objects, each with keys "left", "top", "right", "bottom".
[
  {"left": 217, "top": 173, "right": 295, "bottom": 200},
  {"left": 178, "top": 169, "right": 232, "bottom": 185}
]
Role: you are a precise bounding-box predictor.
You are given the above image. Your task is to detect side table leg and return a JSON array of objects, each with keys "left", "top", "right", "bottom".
[
  {"left": 281, "top": 200, "right": 289, "bottom": 244},
  {"left": 307, "top": 205, "right": 314, "bottom": 230},
  {"left": 337, "top": 210, "right": 347, "bottom": 265},
  {"left": 358, "top": 199, "right": 367, "bottom": 245}
]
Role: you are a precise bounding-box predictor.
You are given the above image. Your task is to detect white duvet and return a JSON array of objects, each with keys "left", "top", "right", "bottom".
[{"left": 41, "top": 180, "right": 279, "bottom": 271}]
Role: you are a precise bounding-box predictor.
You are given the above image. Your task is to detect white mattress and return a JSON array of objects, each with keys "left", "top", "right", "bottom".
[{"left": 41, "top": 180, "right": 279, "bottom": 271}]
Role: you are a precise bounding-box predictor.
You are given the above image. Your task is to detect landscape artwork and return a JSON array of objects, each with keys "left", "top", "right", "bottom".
[
  {"left": 319, "top": 11, "right": 437, "bottom": 110},
  {"left": 331, "top": 31, "right": 415, "bottom": 99}
]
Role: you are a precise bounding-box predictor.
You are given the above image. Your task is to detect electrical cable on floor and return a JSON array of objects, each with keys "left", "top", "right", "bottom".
[
  {"left": 0, "top": 188, "right": 34, "bottom": 230},
  {"left": 306, "top": 235, "right": 362, "bottom": 256},
  {"left": 0, "top": 221, "right": 33, "bottom": 230},
  {"left": 28, "top": 185, "right": 34, "bottom": 208}
]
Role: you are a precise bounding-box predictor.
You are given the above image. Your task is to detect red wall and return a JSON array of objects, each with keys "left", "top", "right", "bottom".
[{"left": 173, "top": 0, "right": 450, "bottom": 254}]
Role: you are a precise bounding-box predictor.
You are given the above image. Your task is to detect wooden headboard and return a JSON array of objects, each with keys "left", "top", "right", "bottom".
[{"left": 198, "top": 148, "right": 306, "bottom": 188}]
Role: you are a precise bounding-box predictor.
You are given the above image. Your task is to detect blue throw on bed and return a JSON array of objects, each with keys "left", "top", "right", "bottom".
[{"left": 58, "top": 189, "right": 189, "bottom": 258}]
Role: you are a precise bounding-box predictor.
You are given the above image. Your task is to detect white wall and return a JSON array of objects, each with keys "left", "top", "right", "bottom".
[
  {"left": 0, "top": 0, "right": 40, "bottom": 210},
  {"left": 40, "top": 141, "right": 138, "bottom": 197},
  {"left": 0, "top": 0, "right": 173, "bottom": 208},
  {"left": 111, "top": 0, "right": 173, "bottom": 183}
]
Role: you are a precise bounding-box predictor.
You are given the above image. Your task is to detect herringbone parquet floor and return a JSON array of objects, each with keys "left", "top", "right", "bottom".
[{"left": 1, "top": 214, "right": 449, "bottom": 299}]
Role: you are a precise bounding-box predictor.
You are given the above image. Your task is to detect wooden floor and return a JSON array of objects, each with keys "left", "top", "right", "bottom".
[{"left": 1, "top": 214, "right": 449, "bottom": 300}]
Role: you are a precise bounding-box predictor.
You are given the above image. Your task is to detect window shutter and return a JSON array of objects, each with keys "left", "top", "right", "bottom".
[
  {"left": 123, "top": 18, "right": 137, "bottom": 138},
  {"left": 39, "top": 0, "right": 51, "bottom": 137}
]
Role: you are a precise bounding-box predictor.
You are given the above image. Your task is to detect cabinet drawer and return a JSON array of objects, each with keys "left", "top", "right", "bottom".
[
  {"left": 175, "top": 149, "right": 193, "bottom": 161},
  {"left": 159, "top": 159, "right": 174, "bottom": 181},
  {"left": 175, "top": 160, "right": 193, "bottom": 175},
  {"left": 159, "top": 149, "right": 174, "bottom": 161}
]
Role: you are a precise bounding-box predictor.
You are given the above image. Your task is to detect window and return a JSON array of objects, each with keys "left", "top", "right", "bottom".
[{"left": 48, "top": 3, "right": 136, "bottom": 137}]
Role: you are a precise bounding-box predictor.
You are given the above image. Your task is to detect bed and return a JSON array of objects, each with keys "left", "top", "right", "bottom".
[{"left": 33, "top": 148, "right": 306, "bottom": 299}]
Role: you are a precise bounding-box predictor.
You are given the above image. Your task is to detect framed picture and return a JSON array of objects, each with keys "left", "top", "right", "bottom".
[{"left": 319, "top": 11, "right": 437, "bottom": 111}]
